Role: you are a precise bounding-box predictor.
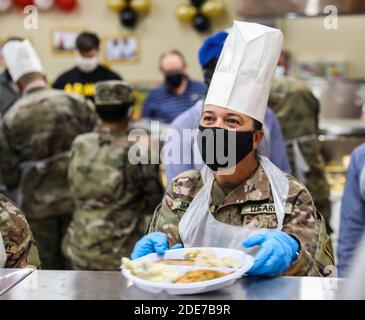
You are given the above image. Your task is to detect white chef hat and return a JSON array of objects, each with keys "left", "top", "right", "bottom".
[
  {"left": 2, "top": 39, "right": 44, "bottom": 82},
  {"left": 204, "top": 21, "right": 284, "bottom": 124}
]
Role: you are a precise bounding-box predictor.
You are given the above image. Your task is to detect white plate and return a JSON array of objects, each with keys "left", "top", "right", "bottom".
[{"left": 121, "top": 247, "right": 254, "bottom": 295}]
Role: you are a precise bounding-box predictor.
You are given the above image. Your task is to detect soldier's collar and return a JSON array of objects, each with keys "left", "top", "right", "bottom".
[{"left": 215, "top": 164, "right": 271, "bottom": 207}]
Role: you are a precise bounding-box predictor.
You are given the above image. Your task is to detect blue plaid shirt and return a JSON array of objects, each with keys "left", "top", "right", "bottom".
[{"left": 142, "top": 79, "right": 206, "bottom": 124}]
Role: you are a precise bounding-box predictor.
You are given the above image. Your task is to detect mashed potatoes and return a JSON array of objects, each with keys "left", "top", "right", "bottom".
[
  {"left": 122, "top": 258, "right": 179, "bottom": 282},
  {"left": 185, "top": 250, "right": 240, "bottom": 269}
]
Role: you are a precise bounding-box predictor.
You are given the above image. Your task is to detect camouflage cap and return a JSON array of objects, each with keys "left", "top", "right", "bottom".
[{"left": 95, "top": 80, "right": 134, "bottom": 107}]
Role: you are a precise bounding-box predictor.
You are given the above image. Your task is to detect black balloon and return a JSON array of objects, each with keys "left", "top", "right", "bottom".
[
  {"left": 190, "top": 0, "right": 204, "bottom": 8},
  {"left": 120, "top": 7, "right": 138, "bottom": 29},
  {"left": 193, "top": 14, "right": 210, "bottom": 32}
]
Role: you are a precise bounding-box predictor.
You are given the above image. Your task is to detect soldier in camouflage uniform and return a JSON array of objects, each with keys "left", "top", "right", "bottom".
[
  {"left": 133, "top": 22, "right": 335, "bottom": 277},
  {"left": 0, "top": 193, "right": 41, "bottom": 268},
  {"left": 62, "top": 80, "right": 164, "bottom": 271},
  {"left": 149, "top": 165, "right": 334, "bottom": 277},
  {"left": 0, "top": 40, "right": 97, "bottom": 269},
  {"left": 269, "top": 76, "right": 332, "bottom": 229}
]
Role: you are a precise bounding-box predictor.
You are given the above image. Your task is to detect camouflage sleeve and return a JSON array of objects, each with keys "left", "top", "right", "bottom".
[
  {"left": 140, "top": 164, "right": 164, "bottom": 211},
  {"left": 148, "top": 187, "right": 183, "bottom": 247},
  {"left": 0, "top": 121, "right": 21, "bottom": 189},
  {"left": 0, "top": 195, "right": 41, "bottom": 269},
  {"left": 137, "top": 163, "right": 165, "bottom": 234},
  {"left": 148, "top": 171, "right": 202, "bottom": 246},
  {"left": 283, "top": 187, "right": 335, "bottom": 277}
]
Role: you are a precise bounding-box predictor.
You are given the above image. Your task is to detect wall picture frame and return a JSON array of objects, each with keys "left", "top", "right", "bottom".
[
  {"left": 103, "top": 34, "right": 140, "bottom": 64},
  {"left": 50, "top": 27, "right": 84, "bottom": 55}
]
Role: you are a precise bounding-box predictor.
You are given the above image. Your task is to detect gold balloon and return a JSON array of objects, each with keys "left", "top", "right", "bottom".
[
  {"left": 201, "top": 0, "right": 224, "bottom": 18},
  {"left": 131, "top": 0, "right": 151, "bottom": 15},
  {"left": 108, "top": 0, "right": 126, "bottom": 12},
  {"left": 175, "top": 4, "right": 197, "bottom": 23}
]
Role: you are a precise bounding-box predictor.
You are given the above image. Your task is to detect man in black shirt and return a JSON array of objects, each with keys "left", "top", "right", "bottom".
[{"left": 53, "top": 32, "right": 122, "bottom": 100}]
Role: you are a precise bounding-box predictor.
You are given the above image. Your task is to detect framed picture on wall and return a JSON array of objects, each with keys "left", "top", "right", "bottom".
[
  {"left": 103, "top": 35, "right": 140, "bottom": 64},
  {"left": 50, "top": 28, "right": 83, "bottom": 55}
]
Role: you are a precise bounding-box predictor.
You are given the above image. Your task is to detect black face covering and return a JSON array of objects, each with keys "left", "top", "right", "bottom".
[
  {"left": 165, "top": 73, "right": 184, "bottom": 89},
  {"left": 198, "top": 126, "right": 254, "bottom": 172}
]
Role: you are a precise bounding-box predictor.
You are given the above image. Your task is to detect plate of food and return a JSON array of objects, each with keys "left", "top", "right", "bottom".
[{"left": 121, "top": 247, "right": 254, "bottom": 295}]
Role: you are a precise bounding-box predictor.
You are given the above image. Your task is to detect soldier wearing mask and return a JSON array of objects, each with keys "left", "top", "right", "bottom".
[
  {"left": 132, "top": 22, "right": 334, "bottom": 277},
  {"left": 142, "top": 50, "right": 206, "bottom": 124},
  {"left": 62, "top": 80, "right": 164, "bottom": 271},
  {"left": 163, "top": 31, "right": 291, "bottom": 186},
  {"left": 0, "top": 40, "right": 97, "bottom": 269},
  {"left": 53, "top": 32, "right": 122, "bottom": 101},
  {"left": 0, "top": 37, "right": 23, "bottom": 202},
  {"left": 269, "top": 51, "right": 332, "bottom": 232}
]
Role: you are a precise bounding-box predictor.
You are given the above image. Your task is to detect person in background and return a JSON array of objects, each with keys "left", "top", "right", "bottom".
[
  {"left": 337, "top": 143, "right": 365, "bottom": 277},
  {"left": 0, "top": 68, "right": 19, "bottom": 118},
  {"left": 0, "top": 40, "right": 97, "bottom": 270},
  {"left": 132, "top": 21, "right": 334, "bottom": 277},
  {"left": 142, "top": 50, "right": 206, "bottom": 124},
  {"left": 53, "top": 31, "right": 122, "bottom": 101},
  {"left": 340, "top": 232, "right": 365, "bottom": 299},
  {"left": 276, "top": 50, "right": 292, "bottom": 77},
  {"left": 0, "top": 38, "right": 23, "bottom": 202},
  {"left": 62, "top": 81, "right": 164, "bottom": 271},
  {"left": 269, "top": 51, "right": 332, "bottom": 231},
  {"left": 164, "top": 31, "right": 291, "bottom": 186},
  {"left": 0, "top": 193, "right": 41, "bottom": 269},
  {"left": 0, "top": 38, "right": 23, "bottom": 118}
]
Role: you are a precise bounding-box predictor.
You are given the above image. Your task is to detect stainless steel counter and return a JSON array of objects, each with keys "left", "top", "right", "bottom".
[
  {"left": 0, "top": 269, "right": 34, "bottom": 296},
  {"left": 0, "top": 269, "right": 344, "bottom": 300}
]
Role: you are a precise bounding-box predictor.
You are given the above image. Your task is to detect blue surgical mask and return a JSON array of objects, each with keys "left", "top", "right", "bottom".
[{"left": 275, "top": 66, "right": 286, "bottom": 77}]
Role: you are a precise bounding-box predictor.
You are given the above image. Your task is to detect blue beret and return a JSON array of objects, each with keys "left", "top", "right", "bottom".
[{"left": 198, "top": 31, "right": 229, "bottom": 68}]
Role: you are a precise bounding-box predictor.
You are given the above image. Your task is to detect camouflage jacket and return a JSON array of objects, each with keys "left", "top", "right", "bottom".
[
  {"left": 0, "top": 87, "right": 97, "bottom": 220},
  {"left": 269, "top": 77, "right": 331, "bottom": 223},
  {"left": 149, "top": 164, "right": 335, "bottom": 277},
  {"left": 0, "top": 193, "right": 41, "bottom": 268},
  {"left": 63, "top": 127, "right": 164, "bottom": 271}
]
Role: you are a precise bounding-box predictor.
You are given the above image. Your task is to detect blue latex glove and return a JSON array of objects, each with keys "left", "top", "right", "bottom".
[
  {"left": 131, "top": 232, "right": 183, "bottom": 260},
  {"left": 243, "top": 231, "right": 300, "bottom": 276}
]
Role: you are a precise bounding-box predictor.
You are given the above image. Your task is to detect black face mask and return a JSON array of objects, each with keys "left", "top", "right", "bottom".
[
  {"left": 165, "top": 73, "right": 184, "bottom": 89},
  {"left": 197, "top": 126, "right": 254, "bottom": 172}
]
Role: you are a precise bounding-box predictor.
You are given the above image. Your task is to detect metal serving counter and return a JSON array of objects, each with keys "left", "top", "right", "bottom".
[{"left": 0, "top": 269, "right": 344, "bottom": 300}]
